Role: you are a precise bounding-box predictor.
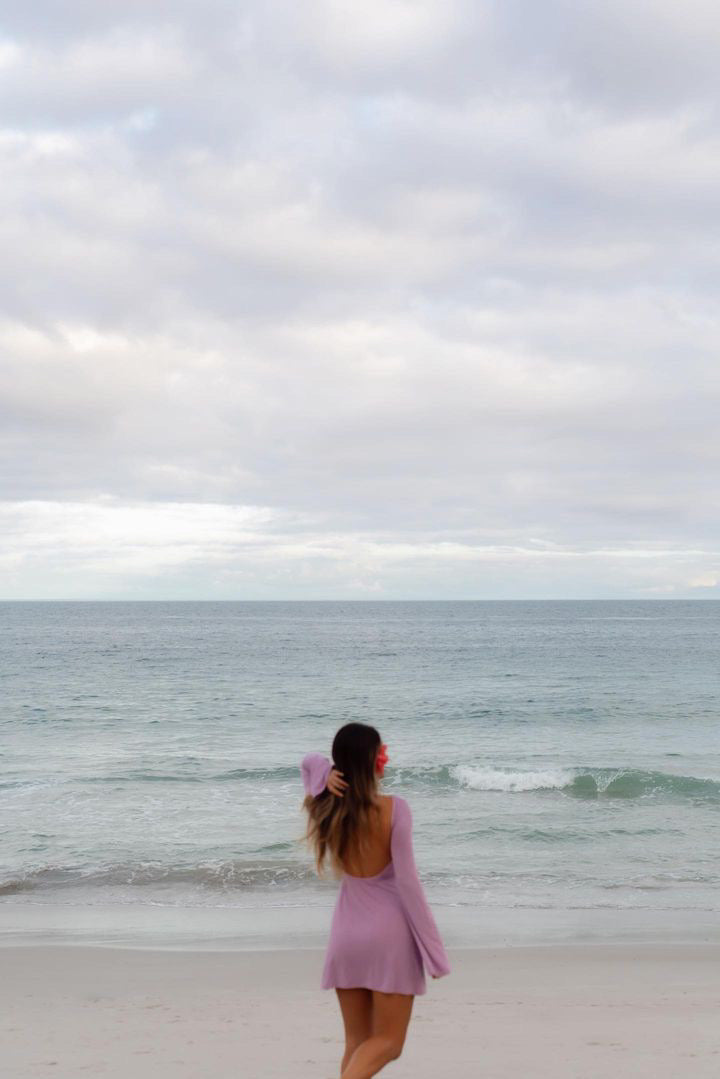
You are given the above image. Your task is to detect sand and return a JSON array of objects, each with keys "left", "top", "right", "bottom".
[{"left": 2, "top": 942, "right": 719, "bottom": 1078}]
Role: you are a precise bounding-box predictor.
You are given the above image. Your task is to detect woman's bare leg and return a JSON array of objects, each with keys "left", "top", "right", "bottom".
[
  {"left": 336, "top": 989, "right": 373, "bottom": 1075},
  {"left": 341, "top": 991, "right": 414, "bottom": 1079}
]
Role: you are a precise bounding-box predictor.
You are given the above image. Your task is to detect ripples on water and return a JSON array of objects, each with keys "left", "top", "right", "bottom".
[{"left": 1, "top": 601, "right": 719, "bottom": 939}]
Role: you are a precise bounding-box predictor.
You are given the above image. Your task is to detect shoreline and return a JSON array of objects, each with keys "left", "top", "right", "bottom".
[
  {"left": 1, "top": 898, "right": 718, "bottom": 951},
  {"left": 4, "top": 943, "right": 720, "bottom": 1078}
]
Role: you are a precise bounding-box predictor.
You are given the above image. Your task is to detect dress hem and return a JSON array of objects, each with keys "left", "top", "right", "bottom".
[{"left": 321, "top": 980, "right": 426, "bottom": 997}]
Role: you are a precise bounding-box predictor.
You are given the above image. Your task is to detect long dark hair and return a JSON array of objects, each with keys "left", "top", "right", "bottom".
[{"left": 302, "top": 722, "right": 382, "bottom": 878}]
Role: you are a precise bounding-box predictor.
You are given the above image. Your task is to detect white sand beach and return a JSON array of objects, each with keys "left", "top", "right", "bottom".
[{"left": 3, "top": 942, "right": 719, "bottom": 1079}]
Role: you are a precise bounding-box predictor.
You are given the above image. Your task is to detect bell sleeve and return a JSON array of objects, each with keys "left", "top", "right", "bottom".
[
  {"left": 301, "top": 752, "right": 333, "bottom": 797},
  {"left": 391, "top": 795, "right": 451, "bottom": 979}
]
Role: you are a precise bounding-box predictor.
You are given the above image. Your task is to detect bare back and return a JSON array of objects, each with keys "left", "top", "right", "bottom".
[{"left": 340, "top": 794, "right": 393, "bottom": 877}]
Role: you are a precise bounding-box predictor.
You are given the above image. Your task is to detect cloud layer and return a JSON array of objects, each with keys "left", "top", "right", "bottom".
[{"left": 1, "top": 2, "right": 718, "bottom": 597}]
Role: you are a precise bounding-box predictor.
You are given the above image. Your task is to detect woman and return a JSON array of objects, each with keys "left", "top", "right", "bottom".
[{"left": 301, "top": 722, "right": 451, "bottom": 1079}]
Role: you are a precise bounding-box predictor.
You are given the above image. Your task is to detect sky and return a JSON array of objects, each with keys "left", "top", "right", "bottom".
[{"left": 1, "top": 1, "right": 719, "bottom": 600}]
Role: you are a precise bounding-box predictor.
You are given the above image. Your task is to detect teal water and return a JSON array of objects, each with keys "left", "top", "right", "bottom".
[{"left": 1, "top": 601, "right": 719, "bottom": 946}]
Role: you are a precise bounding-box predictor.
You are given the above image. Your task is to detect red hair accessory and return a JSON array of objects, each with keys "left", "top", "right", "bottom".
[{"left": 375, "top": 743, "right": 389, "bottom": 776}]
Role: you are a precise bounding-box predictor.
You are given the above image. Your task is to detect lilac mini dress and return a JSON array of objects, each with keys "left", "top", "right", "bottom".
[{"left": 301, "top": 753, "right": 451, "bottom": 996}]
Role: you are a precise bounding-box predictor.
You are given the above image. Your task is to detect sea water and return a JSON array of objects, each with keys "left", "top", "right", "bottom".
[{"left": 1, "top": 601, "right": 719, "bottom": 947}]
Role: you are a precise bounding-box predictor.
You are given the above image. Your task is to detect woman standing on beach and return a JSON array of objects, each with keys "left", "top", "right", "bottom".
[{"left": 301, "top": 722, "right": 451, "bottom": 1079}]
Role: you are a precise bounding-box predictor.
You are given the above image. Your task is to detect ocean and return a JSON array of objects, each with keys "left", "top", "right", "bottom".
[{"left": 1, "top": 600, "right": 719, "bottom": 948}]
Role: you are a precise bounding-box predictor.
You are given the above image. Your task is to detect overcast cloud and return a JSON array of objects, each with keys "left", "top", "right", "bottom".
[{"left": 1, "top": 1, "right": 719, "bottom": 599}]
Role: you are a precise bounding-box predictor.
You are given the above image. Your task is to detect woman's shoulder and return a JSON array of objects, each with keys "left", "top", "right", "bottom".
[
  {"left": 376, "top": 794, "right": 403, "bottom": 807},
  {"left": 388, "top": 794, "right": 412, "bottom": 822}
]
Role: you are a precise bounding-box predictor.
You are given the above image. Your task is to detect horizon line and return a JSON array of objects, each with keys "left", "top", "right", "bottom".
[{"left": 1, "top": 597, "right": 719, "bottom": 604}]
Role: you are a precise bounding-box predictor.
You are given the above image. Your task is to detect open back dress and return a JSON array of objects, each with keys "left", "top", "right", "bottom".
[{"left": 301, "top": 753, "right": 451, "bottom": 996}]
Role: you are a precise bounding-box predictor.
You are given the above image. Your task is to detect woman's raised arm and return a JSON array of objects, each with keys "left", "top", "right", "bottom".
[
  {"left": 301, "top": 753, "right": 349, "bottom": 797},
  {"left": 301, "top": 753, "right": 333, "bottom": 797}
]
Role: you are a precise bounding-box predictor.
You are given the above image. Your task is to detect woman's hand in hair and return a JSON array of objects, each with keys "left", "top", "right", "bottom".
[{"left": 327, "top": 768, "right": 348, "bottom": 797}]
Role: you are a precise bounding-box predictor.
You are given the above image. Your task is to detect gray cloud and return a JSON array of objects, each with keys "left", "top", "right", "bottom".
[{"left": 0, "top": 2, "right": 718, "bottom": 598}]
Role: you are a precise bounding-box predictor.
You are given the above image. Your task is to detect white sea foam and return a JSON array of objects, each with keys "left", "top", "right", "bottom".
[{"left": 451, "top": 765, "right": 574, "bottom": 792}]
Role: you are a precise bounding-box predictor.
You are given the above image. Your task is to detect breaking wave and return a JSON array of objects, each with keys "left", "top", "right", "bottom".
[{"left": 449, "top": 765, "right": 720, "bottom": 800}]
